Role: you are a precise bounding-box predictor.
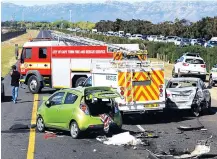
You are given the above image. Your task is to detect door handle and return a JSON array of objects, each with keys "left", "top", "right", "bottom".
[
  {"left": 44, "top": 64, "right": 48, "bottom": 67},
  {"left": 29, "top": 64, "right": 32, "bottom": 66}
]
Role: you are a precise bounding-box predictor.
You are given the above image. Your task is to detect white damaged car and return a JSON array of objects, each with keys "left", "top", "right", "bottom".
[{"left": 165, "top": 77, "right": 212, "bottom": 116}]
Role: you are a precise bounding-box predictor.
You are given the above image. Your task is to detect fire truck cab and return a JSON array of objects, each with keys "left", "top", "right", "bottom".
[{"left": 18, "top": 40, "right": 113, "bottom": 93}]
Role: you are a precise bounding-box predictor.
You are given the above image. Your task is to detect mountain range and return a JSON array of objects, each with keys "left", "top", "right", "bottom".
[{"left": 1, "top": 1, "right": 217, "bottom": 23}]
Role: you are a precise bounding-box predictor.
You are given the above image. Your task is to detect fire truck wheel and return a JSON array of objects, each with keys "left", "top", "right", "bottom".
[
  {"left": 28, "top": 76, "right": 41, "bottom": 94},
  {"left": 75, "top": 77, "right": 87, "bottom": 87}
]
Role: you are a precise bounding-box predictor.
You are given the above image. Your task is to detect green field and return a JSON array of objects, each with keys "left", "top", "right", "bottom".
[{"left": 1, "top": 30, "right": 39, "bottom": 77}]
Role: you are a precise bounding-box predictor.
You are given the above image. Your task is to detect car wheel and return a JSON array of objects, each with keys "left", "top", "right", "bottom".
[
  {"left": 75, "top": 77, "right": 87, "bottom": 88},
  {"left": 70, "top": 121, "right": 80, "bottom": 139},
  {"left": 191, "top": 105, "right": 201, "bottom": 117},
  {"left": 172, "top": 68, "right": 177, "bottom": 78},
  {"left": 36, "top": 116, "right": 45, "bottom": 132},
  {"left": 27, "top": 76, "right": 41, "bottom": 94},
  {"left": 206, "top": 99, "right": 212, "bottom": 114}
]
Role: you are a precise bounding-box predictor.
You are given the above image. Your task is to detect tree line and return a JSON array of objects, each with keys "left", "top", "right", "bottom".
[
  {"left": 1, "top": 20, "right": 95, "bottom": 30},
  {"left": 95, "top": 17, "right": 217, "bottom": 40}
]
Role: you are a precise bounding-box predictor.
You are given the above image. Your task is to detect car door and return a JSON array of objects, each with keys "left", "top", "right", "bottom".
[
  {"left": 58, "top": 92, "right": 79, "bottom": 128},
  {"left": 199, "top": 80, "right": 211, "bottom": 102},
  {"left": 45, "top": 92, "right": 65, "bottom": 127}
]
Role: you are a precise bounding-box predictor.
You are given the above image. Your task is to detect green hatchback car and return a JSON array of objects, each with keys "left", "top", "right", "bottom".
[{"left": 36, "top": 86, "right": 122, "bottom": 138}]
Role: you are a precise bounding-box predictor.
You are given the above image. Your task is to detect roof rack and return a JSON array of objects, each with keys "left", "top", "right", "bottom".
[{"left": 91, "top": 60, "right": 164, "bottom": 71}]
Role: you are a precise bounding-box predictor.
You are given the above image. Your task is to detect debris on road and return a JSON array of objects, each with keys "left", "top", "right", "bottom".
[
  {"left": 147, "top": 136, "right": 212, "bottom": 159},
  {"left": 134, "top": 131, "right": 159, "bottom": 138},
  {"left": 93, "top": 149, "right": 97, "bottom": 152},
  {"left": 43, "top": 131, "right": 57, "bottom": 139},
  {"left": 177, "top": 125, "right": 204, "bottom": 131},
  {"left": 96, "top": 132, "right": 142, "bottom": 146}
]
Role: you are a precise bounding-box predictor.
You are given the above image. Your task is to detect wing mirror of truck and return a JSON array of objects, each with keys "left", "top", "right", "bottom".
[{"left": 1, "top": 77, "right": 4, "bottom": 81}]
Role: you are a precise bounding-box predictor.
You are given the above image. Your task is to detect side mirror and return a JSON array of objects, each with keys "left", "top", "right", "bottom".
[
  {"left": 1, "top": 77, "right": 4, "bottom": 81},
  {"left": 45, "top": 101, "right": 51, "bottom": 107},
  {"left": 174, "top": 59, "right": 178, "bottom": 63}
]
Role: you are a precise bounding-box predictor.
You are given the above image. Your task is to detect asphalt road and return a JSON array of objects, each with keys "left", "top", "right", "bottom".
[
  {"left": 36, "top": 30, "right": 52, "bottom": 39},
  {"left": 1, "top": 30, "right": 217, "bottom": 159}
]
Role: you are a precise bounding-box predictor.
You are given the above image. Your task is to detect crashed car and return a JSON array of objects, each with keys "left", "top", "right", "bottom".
[
  {"left": 165, "top": 77, "right": 212, "bottom": 116},
  {"left": 209, "top": 66, "right": 217, "bottom": 86},
  {"left": 36, "top": 86, "right": 122, "bottom": 139}
]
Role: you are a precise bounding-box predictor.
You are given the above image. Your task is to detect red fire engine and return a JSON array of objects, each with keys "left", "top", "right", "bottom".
[{"left": 18, "top": 40, "right": 113, "bottom": 93}]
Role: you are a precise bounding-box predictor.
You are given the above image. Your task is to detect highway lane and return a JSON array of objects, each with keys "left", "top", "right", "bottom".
[
  {"left": 36, "top": 30, "right": 52, "bottom": 39},
  {"left": 1, "top": 30, "right": 217, "bottom": 159}
]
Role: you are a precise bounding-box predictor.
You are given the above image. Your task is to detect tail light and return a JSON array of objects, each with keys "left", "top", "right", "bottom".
[
  {"left": 80, "top": 103, "right": 89, "bottom": 115},
  {"left": 166, "top": 94, "right": 171, "bottom": 97},
  {"left": 159, "top": 85, "right": 164, "bottom": 97},
  {"left": 183, "top": 63, "right": 189, "bottom": 66},
  {"left": 201, "top": 64, "right": 206, "bottom": 68},
  {"left": 120, "top": 87, "right": 124, "bottom": 96}
]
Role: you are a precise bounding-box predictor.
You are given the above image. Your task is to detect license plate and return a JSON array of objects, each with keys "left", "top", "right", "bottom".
[
  {"left": 144, "top": 104, "right": 159, "bottom": 108},
  {"left": 173, "top": 95, "right": 188, "bottom": 100}
]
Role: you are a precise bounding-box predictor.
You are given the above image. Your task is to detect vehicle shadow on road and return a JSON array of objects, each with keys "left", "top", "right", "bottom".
[{"left": 123, "top": 111, "right": 197, "bottom": 125}]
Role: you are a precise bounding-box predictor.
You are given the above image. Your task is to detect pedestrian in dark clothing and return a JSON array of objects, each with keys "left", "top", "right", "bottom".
[{"left": 10, "top": 65, "right": 20, "bottom": 103}]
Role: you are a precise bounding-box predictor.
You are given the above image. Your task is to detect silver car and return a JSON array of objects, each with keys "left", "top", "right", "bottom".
[{"left": 166, "top": 77, "right": 212, "bottom": 116}]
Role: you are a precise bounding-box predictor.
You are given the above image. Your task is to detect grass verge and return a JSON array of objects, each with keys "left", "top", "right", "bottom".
[{"left": 1, "top": 30, "right": 39, "bottom": 77}]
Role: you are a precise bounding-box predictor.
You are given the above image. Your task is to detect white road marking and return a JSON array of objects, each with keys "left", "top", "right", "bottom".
[{"left": 136, "top": 125, "right": 146, "bottom": 132}]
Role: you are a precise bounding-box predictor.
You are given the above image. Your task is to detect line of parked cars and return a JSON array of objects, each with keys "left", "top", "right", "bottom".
[{"left": 91, "top": 30, "right": 217, "bottom": 48}]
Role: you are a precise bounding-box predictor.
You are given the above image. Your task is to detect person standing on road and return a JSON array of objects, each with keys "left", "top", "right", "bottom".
[{"left": 10, "top": 65, "right": 20, "bottom": 103}]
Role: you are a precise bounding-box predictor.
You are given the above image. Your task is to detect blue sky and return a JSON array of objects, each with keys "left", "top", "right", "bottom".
[{"left": 2, "top": 0, "right": 216, "bottom": 6}]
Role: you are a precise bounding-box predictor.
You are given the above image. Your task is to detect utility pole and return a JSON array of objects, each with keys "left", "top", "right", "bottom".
[
  {"left": 21, "top": 10, "right": 24, "bottom": 28},
  {"left": 69, "top": 10, "right": 72, "bottom": 23}
]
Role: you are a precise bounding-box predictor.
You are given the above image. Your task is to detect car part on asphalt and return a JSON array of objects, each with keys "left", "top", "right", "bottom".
[
  {"left": 147, "top": 138, "right": 211, "bottom": 159},
  {"left": 177, "top": 125, "right": 204, "bottom": 131},
  {"left": 96, "top": 132, "right": 142, "bottom": 146}
]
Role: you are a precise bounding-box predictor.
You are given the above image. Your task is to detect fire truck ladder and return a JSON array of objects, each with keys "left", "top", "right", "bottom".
[{"left": 51, "top": 32, "right": 148, "bottom": 60}]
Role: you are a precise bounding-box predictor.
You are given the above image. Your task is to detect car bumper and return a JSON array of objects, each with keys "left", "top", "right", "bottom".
[
  {"left": 179, "top": 71, "right": 206, "bottom": 76},
  {"left": 166, "top": 100, "right": 192, "bottom": 109}
]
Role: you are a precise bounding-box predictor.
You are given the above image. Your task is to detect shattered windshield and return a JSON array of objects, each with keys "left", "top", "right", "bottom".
[{"left": 168, "top": 81, "right": 198, "bottom": 88}]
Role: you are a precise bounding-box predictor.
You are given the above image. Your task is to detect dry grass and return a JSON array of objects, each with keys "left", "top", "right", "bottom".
[{"left": 1, "top": 30, "right": 39, "bottom": 77}]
